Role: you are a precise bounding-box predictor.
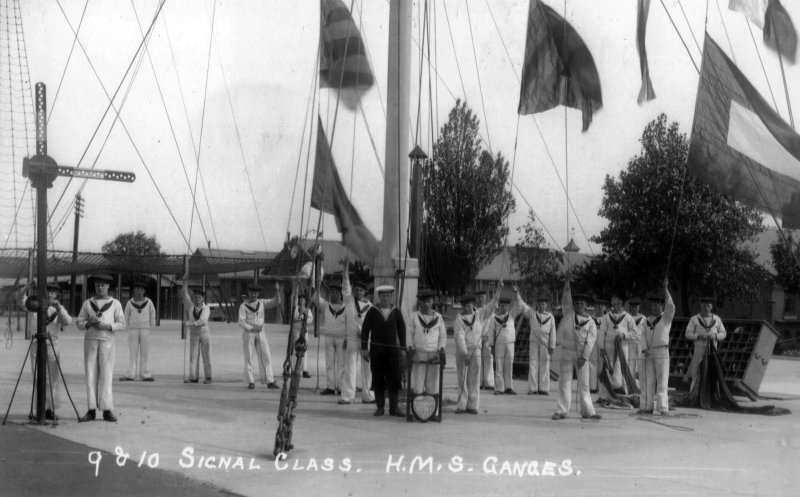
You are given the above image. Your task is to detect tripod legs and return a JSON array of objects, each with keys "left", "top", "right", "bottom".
[{"left": 2, "top": 335, "right": 80, "bottom": 425}]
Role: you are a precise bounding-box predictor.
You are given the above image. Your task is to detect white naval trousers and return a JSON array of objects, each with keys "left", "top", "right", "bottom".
[
  {"left": 410, "top": 351, "right": 439, "bottom": 395},
  {"left": 84, "top": 338, "right": 114, "bottom": 411},
  {"left": 242, "top": 330, "right": 274, "bottom": 384},
  {"left": 340, "top": 339, "right": 375, "bottom": 403},
  {"left": 189, "top": 329, "right": 212, "bottom": 380},
  {"left": 456, "top": 349, "right": 481, "bottom": 411},
  {"left": 126, "top": 328, "right": 152, "bottom": 379},
  {"left": 528, "top": 342, "right": 551, "bottom": 393},
  {"left": 494, "top": 342, "right": 515, "bottom": 392},
  {"left": 324, "top": 336, "right": 346, "bottom": 391},
  {"left": 556, "top": 350, "right": 596, "bottom": 417},
  {"left": 481, "top": 341, "right": 495, "bottom": 388},
  {"left": 29, "top": 335, "right": 61, "bottom": 409},
  {"left": 642, "top": 347, "right": 670, "bottom": 412}
]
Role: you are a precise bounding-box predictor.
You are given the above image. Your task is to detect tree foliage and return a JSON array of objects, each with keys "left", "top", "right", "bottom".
[
  {"left": 512, "top": 209, "right": 562, "bottom": 301},
  {"left": 771, "top": 232, "right": 800, "bottom": 293},
  {"left": 421, "top": 100, "right": 515, "bottom": 294},
  {"left": 579, "top": 114, "right": 765, "bottom": 315},
  {"left": 102, "top": 231, "right": 163, "bottom": 256}
]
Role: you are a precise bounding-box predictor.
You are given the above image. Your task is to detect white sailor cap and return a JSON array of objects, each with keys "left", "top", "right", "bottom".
[{"left": 375, "top": 285, "right": 395, "bottom": 294}]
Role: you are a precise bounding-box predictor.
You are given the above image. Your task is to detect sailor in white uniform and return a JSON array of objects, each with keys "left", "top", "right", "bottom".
[
  {"left": 552, "top": 282, "right": 600, "bottom": 421},
  {"left": 121, "top": 280, "right": 156, "bottom": 381},
  {"left": 75, "top": 274, "right": 125, "bottom": 422},
  {"left": 238, "top": 283, "right": 282, "bottom": 390},
  {"left": 16, "top": 282, "right": 72, "bottom": 420},
  {"left": 513, "top": 288, "right": 556, "bottom": 395},
  {"left": 685, "top": 296, "right": 727, "bottom": 392},
  {"left": 406, "top": 289, "right": 447, "bottom": 395}
]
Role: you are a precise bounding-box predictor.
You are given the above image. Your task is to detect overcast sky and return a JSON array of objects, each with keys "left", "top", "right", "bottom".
[{"left": 3, "top": 0, "right": 799, "bottom": 259}]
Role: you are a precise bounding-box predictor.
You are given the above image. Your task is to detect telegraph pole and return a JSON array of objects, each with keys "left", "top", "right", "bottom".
[
  {"left": 70, "top": 193, "right": 83, "bottom": 315},
  {"left": 22, "top": 83, "right": 135, "bottom": 424}
]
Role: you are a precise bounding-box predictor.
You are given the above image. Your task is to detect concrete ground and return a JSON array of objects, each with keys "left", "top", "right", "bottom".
[{"left": 1, "top": 320, "right": 798, "bottom": 497}]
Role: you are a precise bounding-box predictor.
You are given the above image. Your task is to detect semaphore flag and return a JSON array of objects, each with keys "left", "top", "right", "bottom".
[
  {"left": 687, "top": 35, "right": 800, "bottom": 218},
  {"left": 729, "top": 0, "right": 797, "bottom": 63},
  {"left": 518, "top": 0, "right": 602, "bottom": 131},
  {"left": 637, "top": 0, "right": 656, "bottom": 104},
  {"left": 320, "top": 0, "right": 374, "bottom": 108},
  {"left": 764, "top": 0, "right": 797, "bottom": 63},
  {"left": 311, "top": 116, "right": 380, "bottom": 264},
  {"left": 729, "top": 0, "right": 768, "bottom": 28}
]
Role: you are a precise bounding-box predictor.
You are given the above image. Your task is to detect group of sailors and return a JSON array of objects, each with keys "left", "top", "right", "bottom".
[{"left": 15, "top": 265, "right": 727, "bottom": 423}]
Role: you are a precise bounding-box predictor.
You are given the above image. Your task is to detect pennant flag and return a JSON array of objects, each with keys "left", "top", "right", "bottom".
[
  {"left": 729, "top": 0, "right": 797, "bottom": 62},
  {"left": 764, "top": 0, "right": 797, "bottom": 63},
  {"left": 687, "top": 35, "right": 800, "bottom": 218},
  {"left": 728, "top": 0, "right": 767, "bottom": 29},
  {"left": 311, "top": 117, "right": 380, "bottom": 264},
  {"left": 518, "top": 0, "right": 602, "bottom": 131},
  {"left": 319, "top": 0, "right": 374, "bottom": 108},
  {"left": 636, "top": 0, "right": 655, "bottom": 104}
]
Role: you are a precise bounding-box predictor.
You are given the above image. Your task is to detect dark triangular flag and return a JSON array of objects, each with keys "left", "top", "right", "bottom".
[
  {"left": 311, "top": 116, "right": 379, "bottom": 263},
  {"left": 518, "top": 0, "right": 602, "bottom": 131}
]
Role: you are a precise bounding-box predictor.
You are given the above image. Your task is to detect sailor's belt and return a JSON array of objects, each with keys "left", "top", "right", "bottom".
[{"left": 651, "top": 344, "right": 669, "bottom": 350}]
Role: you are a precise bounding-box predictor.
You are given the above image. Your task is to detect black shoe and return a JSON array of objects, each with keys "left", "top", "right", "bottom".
[
  {"left": 538, "top": 390, "right": 549, "bottom": 396},
  {"left": 45, "top": 409, "right": 57, "bottom": 421},
  {"left": 320, "top": 388, "right": 336, "bottom": 395},
  {"left": 203, "top": 378, "right": 212, "bottom": 384},
  {"left": 552, "top": 412, "right": 567, "bottom": 420},
  {"left": 356, "top": 387, "right": 363, "bottom": 393},
  {"left": 455, "top": 409, "right": 466, "bottom": 414},
  {"left": 528, "top": 391, "right": 538, "bottom": 395},
  {"left": 493, "top": 391, "right": 504, "bottom": 395},
  {"left": 248, "top": 383, "right": 255, "bottom": 390},
  {"left": 302, "top": 371, "right": 311, "bottom": 378},
  {"left": 338, "top": 399, "right": 352, "bottom": 405},
  {"left": 119, "top": 376, "right": 134, "bottom": 381},
  {"left": 505, "top": 389, "right": 516, "bottom": 395},
  {"left": 362, "top": 399, "right": 376, "bottom": 404},
  {"left": 590, "top": 389, "right": 598, "bottom": 394},
  {"left": 81, "top": 410, "right": 96, "bottom": 422},
  {"left": 389, "top": 410, "right": 405, "bottom": 417},
  {"left": 373, "top": 408, "right": 385, "bottom": 417},
  {"left": 184, "top": 379, "right": 198, "bottom": 384},
  {"left": 103, "top": 410, "right": 117, "bottom": 422},
  {"left": 466, "top": 408, "right": 478, "bottom": 415},
  {"left": 267, "top": 382, "right": 280, "bottom": 390},
  {"left": 142, "top": 377, "right": 155, "bottom": 382},
  {"left": 582, "top": 414, "right": 602, "bottom": 420}
]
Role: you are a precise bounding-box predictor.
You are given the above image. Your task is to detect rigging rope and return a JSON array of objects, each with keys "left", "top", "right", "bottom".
[
  {"left": 129, "top": 1, "right": 211, "bottom": 249},
  {"left": 47, "top": 0, "right": 168, "bottom": 223},
  {"left": 189, "top": 0, "right": 217, "bottom": 252},
  {"left": 204, "top": 1, "right": 273, "bottom": 252},
  {"left": 464, "top": 0, "right": 492, "bottom": 156},
  {"left": 659, "top": 0, "right": 700, "bottom": 74},
  {"left": 46, "top": 0, "right": 89, "bottom": 127}
]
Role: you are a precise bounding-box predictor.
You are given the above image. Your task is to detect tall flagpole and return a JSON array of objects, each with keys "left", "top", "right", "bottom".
[{"left": 375, "top": 0, "right": 417, "bottom": 314}]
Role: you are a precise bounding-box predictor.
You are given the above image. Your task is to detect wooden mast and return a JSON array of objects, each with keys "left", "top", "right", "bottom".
[{"left": 374, "top": 0, "right": 417, "bottom": 313}]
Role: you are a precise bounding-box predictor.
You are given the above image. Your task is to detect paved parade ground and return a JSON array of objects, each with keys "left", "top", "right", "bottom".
[{"left": 1, "top": 320, "right": 799, "bottom": 496}]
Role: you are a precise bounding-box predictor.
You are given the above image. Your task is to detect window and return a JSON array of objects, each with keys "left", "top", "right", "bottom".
[{"left": 784, "top": 292, "right": 797, "bottom": 318}]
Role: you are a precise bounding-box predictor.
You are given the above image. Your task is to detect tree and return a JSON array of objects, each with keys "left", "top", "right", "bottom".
[
  {"left": 421, "top": 100, "right": 515, "bottom": 294},
  {"left": 511, "top": 209, "right": 562, "bottom": 301},
  {"left": 585, "top": 114, "right": 766, "bottom": 315},
  {"left": 771, "top": 233, "right": 800, "bottom": 293},
  {"left": 102, "top": 231, "right": 163, "bottom": 256}
]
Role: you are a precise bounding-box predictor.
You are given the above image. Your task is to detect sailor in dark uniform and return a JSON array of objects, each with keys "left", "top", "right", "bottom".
[{"left": 361, "top": 285, "right": 406, "bottom": 417}]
